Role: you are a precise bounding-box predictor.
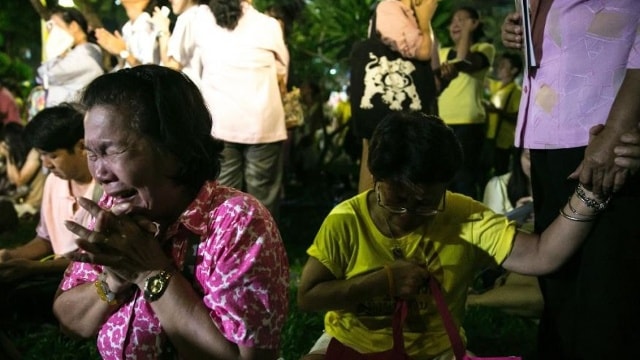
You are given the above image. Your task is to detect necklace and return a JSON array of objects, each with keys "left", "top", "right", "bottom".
[{"left": 383, "top": 216, "right": 404, "bottom": 260}]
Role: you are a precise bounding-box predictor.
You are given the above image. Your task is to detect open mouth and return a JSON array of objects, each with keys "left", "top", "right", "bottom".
[{"left": 110, "top": 189, "right": 138, "bottom": 204}]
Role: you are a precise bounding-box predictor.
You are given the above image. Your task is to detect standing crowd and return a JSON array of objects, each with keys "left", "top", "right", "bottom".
[{"left": 0, "top": 0, "right": 639, "bottom": 359}]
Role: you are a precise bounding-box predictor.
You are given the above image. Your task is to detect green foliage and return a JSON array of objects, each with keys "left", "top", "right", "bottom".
[
  {"left": 0, "top": 1, "right": 40, "bottom": 57},
  {"left": 280, "top": 286, "right": 325, "bottom": 360},
  {"left": 8, "top": 324, "right": 99, "bottom": 360},
  {"left": 464, "top": 306, "right": 538, "bottom": 359},
  {"left": 285, "top": 0, "right": 376, "bottom": 88},
  {"left": 0, "top": 1, "right": 38, "bottom": 102},
  {"left": 0, "top": 53, "right": 34, "bottom": 100},
  {"left": 0, "top": 217, "right": 38, "bottom": 248}
]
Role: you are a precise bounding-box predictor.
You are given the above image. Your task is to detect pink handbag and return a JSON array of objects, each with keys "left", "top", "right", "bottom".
[
  {"left": 326, "top": 278, "right": 522, "bottom": 360},
  {"left": 325, "top": 300, "right": 411, "bottom": 359},
  {"left": 429, "top": 278, "right": 523, "bottom": 360}
]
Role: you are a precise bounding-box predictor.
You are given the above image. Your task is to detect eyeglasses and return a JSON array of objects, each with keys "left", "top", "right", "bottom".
[{"left": 375, "top": 182, "right": 445, "bottom": 216}]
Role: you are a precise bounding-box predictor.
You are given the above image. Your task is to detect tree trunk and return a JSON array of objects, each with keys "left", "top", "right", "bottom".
[{"left": 28, "top": 0, "right": 49, "bottom": 20}]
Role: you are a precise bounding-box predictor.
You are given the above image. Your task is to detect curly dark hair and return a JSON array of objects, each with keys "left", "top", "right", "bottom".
[{"left": 368, "top": 111, "right": 463, "bottom": 187}]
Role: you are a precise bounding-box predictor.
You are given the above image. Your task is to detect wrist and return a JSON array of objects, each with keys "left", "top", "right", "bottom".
[
  {"left": 140, "top": 266, "right": 176, "bottom": 302},
  {"left": 134, "top": 258, "right": 175, "bottom": 286},
  {"left": 558, "top": 188, "right": 606, "bottom": 223},
  {"left": 95, "top": 272, "right": 120, "bottom": 306},
  {"left": 104, "top": 272, "right": 132, "bottom": 295},
  {"left": 575, "top": 183, "right": 611, "bottom": 212}
]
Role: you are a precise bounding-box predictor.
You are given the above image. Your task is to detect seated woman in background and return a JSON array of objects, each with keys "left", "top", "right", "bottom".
[
  {"left": 53, "top": 65, "right": 289, "bottom": 360},
  {"left": 468, "top": 147, "right": 543, "bottom": 319},
  {"left": 483, "top": 147, "right": 533, "bottom": 228},
  {"left": 0, "top": 123, "right": 45, "bottom": 219},
  {"left": 297, "top": 111, "right": 640, "bottom": 359}
]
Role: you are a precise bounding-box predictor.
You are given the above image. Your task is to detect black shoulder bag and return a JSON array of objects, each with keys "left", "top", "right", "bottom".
[{"left": 349, "top": 5, "right": 437, "bottom": 139}]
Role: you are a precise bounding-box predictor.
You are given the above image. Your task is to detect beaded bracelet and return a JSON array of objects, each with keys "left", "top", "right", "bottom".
[
  {"left": 575, "top": 184, "right": 611, "bottom": 212},
  {"left": 95, "top": 272, "right": 118, "bottom": 306},
  {"left": 559, "top": 207, "right": 595, "bottom": 222},
  {"left": 383, "top": 265, "right": 395, "bottom": 299}
]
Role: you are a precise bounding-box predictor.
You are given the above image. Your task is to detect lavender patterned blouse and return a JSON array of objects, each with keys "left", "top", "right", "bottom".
[
  {"left": 516, "top": 0, "right": 640, "bottom": 149},
  {"left": 60, "top": 181, "right": 289, "bottom": 359}
]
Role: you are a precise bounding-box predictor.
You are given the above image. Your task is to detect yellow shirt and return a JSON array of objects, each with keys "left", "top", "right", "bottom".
[
  {"left": 307, "top": 190, "right": 517, "bottom": 358},
  {"left": 486, "top": 80, "right": 522, "bottom": 149},
  {"left": 437, "top": 43, "right": 495, "bottom": 125}
]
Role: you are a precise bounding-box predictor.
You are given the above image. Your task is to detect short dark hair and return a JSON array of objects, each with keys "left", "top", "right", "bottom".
[
  {"left": 51, "top": 6, "right": 88, "bottom": 35},
  {"left": 209, "top": 0, "right": 243, "bottom": 30},
  {"left": 80, "top": 65, "right": 224, "bottom": 193},
  {"left": 50, "top": 6, "right": 96, "bottom": 43},
  {"left": 368, "top": 111, "right": 463, "bottom": 186},
  {"left": 24, "top": 103, "right": 84, "bottom": 153},
  {"left": 2, "top": 123, "right": 30, "bottom": 168},
  {"left": 500, "top": 51, "right": 523, "bottom": 77}
]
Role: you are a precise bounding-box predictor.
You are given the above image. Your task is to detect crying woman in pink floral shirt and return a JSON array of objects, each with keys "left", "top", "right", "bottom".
[{"left": 53, "top": 65, "right": 289, "bottom": 360}]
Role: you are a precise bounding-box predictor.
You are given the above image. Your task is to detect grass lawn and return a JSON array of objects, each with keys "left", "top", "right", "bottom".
[{"left": 1, "top": 181, "right": 538, "bottom": 359}]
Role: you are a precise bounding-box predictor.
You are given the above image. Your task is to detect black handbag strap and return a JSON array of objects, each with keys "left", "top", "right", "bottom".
[{"left": 368, "top": 2, "right": 381, "bottom": 40}]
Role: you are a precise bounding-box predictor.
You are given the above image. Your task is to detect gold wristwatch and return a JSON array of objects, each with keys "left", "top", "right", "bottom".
[{"left": 143, "top": 270, "right": 173, "bottom": 302}]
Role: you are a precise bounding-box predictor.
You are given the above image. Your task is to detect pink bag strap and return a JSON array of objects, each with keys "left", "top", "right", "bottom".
[
  {"left": 391, "top": 300, "right": 408, "bottom": 352},
  {"left": 429, "top": 278, "right": 466, "bottom": 360}
]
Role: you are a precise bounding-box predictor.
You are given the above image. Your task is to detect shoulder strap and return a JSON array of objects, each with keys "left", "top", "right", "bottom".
[
  {"left": 391, "top": 300, "right": 408, "bottom": 352},
  {"left": 369, "top": 2, "right": 381, "bottom": 40},
  {"left": 495, "top": 84, "right": 517, "bottom": 136},
  {"left": 429, "top": 278, "right": 466, "bottom": 359},
  {"left": 182, "top": 232, "right": 201, "bottom": 284},
  {"left": 503, "top": 85, "right": 517, "bottom": 112}
]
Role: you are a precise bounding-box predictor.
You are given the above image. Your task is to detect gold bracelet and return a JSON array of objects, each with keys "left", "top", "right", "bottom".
[
  {"left": 567, "top": 196, "right": 596, "bottom": 218},
  {"left": 559, "top": 207, "right": 595, "bottom": 222},
  {"left": 95, "top": 272, "right": 118, "bottom": 306},
  {"left": 383, "top": 265, "right": 395, "bottom": 298}
]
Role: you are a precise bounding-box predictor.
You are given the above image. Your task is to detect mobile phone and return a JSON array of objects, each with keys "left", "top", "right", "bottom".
[
  {"left": 505, "top": 201, "right": 534, "bottom": 223},
  {"left": 160, "top": 6, "right": 170, "bottom": 17}
]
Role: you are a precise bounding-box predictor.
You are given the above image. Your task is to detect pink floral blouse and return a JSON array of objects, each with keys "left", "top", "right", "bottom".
[{"left": 60, "top": 181, "right": 289, "bottom": 359}]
